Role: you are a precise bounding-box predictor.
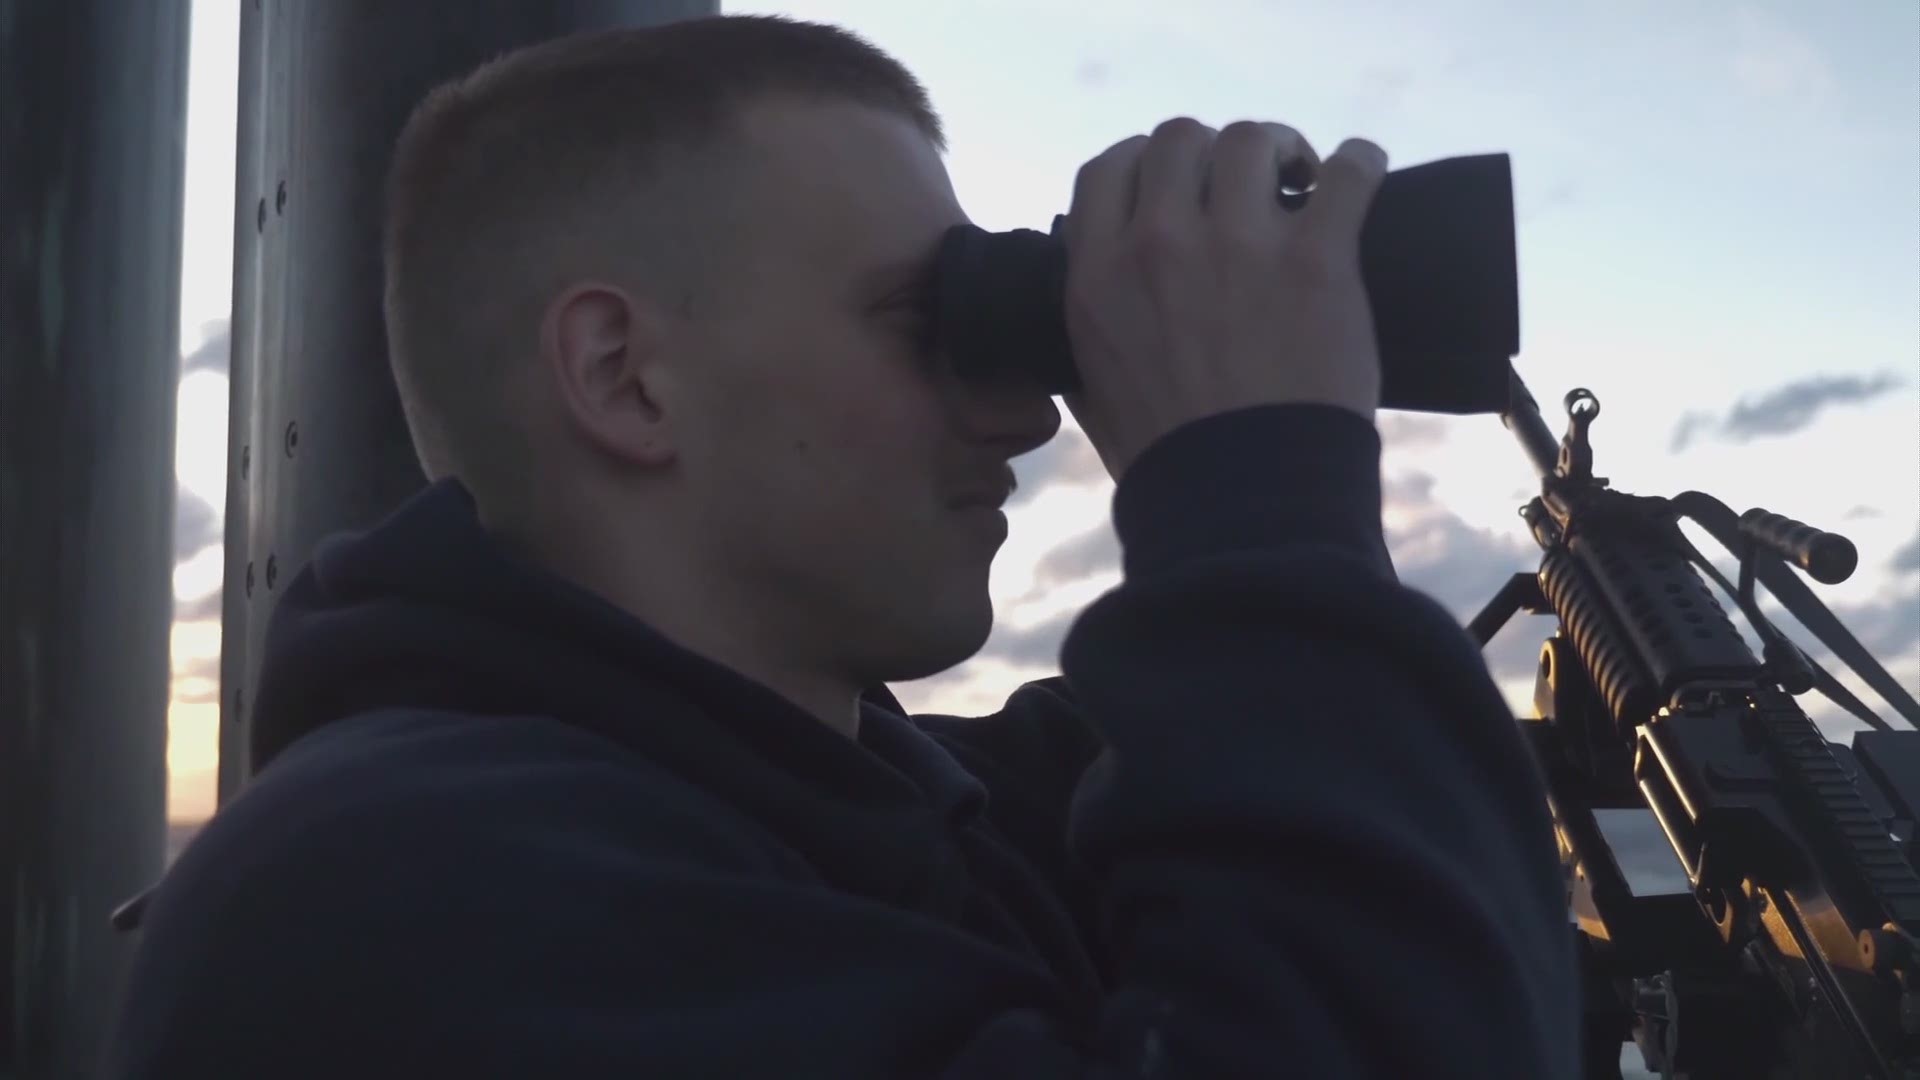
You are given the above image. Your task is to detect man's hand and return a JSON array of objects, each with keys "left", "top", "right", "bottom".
[{"left": 1059, "top": 118, "right": 1389, "bottom": 481}]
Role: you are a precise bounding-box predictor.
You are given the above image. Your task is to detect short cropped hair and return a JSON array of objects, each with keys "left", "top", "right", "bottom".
[{"left": 380, "top": 14, "right": 945, "bottom": 498}]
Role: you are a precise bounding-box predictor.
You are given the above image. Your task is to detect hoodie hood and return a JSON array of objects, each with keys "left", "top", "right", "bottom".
[{"left": 246, "top": 479, "right": 987, "bottom": 902}]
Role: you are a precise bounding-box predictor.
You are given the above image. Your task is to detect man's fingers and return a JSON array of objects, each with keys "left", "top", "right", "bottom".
[
  {"left": 1132, "top": 117, "right": 1216, "bottom": 227},
  {"left": 1067, "top": 134, "right": 1150, "bottom": 247},
  {"left": 1069, "top": 125, "right": 1386, "bottom": 265},
  {"left": 1208, "top": 121, "right": 1319, "bottom": 227},
  {"left": 1296, "top": 137, "right": 1388, "bottom": 243}
]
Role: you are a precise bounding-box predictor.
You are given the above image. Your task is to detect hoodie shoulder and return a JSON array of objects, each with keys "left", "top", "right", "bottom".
[
  {"left": 107, "top": 709, "right": 814, "bottom": 1076},
  {"left": 177, "top": 708, "right": 795, "bottom": 889},
  {"left": 912, "top": 676, "right": 1101, "bottom": 809},
  {"left": 909, "top": 676, "right": 1105, "bottom": 940}
]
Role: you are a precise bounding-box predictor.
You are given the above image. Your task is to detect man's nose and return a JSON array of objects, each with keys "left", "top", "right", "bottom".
[{"left": 944, "top": 378, "right": 1062, "bottom": 459}]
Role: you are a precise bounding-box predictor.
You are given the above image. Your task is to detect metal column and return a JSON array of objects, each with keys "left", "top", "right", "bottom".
[
  {"left": 218, "top": 0, "right": 718, "bottom": 800},
  {"left": 0, "top": 1, "right": 191, "bottom": 1075}
]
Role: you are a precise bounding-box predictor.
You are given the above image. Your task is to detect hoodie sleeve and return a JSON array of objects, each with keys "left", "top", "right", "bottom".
[{"left": 1051, "top": 402, "right": 1579, "bottom": 1077}]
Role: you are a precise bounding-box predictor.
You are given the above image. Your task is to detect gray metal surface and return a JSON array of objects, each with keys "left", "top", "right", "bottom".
[
  {"left": 219, "top": 0, "right": 719, "bottom": 801},
  {"left": 0, "top": 1, "right": 191, "bottom": 1074}
]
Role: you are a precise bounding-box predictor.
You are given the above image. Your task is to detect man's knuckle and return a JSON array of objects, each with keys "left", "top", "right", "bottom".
[
  {"left": 1215, "top": 119, "right": 1270, "bottom": 147},
  {"left": 1153, "top": 116, "right": 1213, "bottom": 144},
  {"left": 1317, "top": 152, "right": 1361, "bottom": 184},
  {"left": 1321, "top": 146, "right": 1385, "bottom": 192},
  {"left": 1074, "top": 158, "right": 1122, "bottom": 195},
  {"left": 1339, "top": 136, "right": 1390, "bottom": 173},
  {"left": 1081, "top": 136, "right": 1145, "bottom": 178}
]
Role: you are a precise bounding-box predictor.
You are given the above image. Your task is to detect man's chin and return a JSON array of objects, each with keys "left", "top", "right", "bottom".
[{"left": 867, "top": 602, "right": 995, "bottom": 685}]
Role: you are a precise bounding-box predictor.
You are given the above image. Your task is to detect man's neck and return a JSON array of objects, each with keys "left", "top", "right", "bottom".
[
  {"left": 645, "top": 614, "right": 867, "bottom": 739},
  {"left": 485, "top": 495, "right": 867, "bottom": 739}
]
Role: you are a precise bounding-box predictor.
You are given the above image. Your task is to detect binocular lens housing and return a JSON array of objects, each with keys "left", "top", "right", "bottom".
[{"left": 930, "top": 153, "right": 1520, "bottom": 416}]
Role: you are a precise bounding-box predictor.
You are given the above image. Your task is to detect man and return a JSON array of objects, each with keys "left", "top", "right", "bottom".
[{"left": 106, "top": 14, "right": 1577, "bottom": 1078}]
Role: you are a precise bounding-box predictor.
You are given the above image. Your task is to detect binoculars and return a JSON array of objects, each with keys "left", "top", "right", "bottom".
[{"left": 929, "top": 153, "right": 1519, "bottom": 415}]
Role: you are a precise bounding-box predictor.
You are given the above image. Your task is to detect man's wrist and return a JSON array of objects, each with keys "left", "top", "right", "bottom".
[{"left": 1110, "top": 403, "right": 1391, "bottom": 580}]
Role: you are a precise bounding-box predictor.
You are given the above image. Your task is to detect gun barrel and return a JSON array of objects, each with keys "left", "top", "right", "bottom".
[{"left": 1501, "top": 366, "right": 1560, "bottom": 479}]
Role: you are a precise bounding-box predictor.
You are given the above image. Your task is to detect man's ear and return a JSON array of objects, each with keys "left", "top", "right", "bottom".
[{"left": 539, "top": 282, "right": 676, "bottom": 468}]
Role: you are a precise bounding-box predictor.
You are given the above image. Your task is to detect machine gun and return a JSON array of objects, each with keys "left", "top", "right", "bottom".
[{"left": 1471, "top": 370, "right": 1920, "bottom": 1079}]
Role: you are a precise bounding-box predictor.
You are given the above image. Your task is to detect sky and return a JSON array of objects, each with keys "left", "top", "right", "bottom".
[
  {"left": 169, "top": 0, "right": 1919, "bottom": 819},
  {"left": 161, "top": 4, "right": 1915, "bottom": 1073},
  {"left": 168, "top": 17, "right": 1920, "bottom": 753}
]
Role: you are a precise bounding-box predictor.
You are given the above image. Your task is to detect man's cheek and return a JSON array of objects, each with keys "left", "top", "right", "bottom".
[{"left": 809, "top": 386, "right": 914, "bottom": 452}]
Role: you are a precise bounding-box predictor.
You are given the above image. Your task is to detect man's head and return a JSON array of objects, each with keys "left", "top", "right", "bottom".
[{"left": 381, "top": 16, "right": 1061, "bottom": 726}]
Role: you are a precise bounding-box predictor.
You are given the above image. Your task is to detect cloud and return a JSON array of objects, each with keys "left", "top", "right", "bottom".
[
  {"left": 975, "top": 605, "right": 1078, "bottom": 671},
  {"left": 1075, "top": 59, "right": 1110, "bottom": 87},
  {"left": 1383, "top": 473, "right": 1540, "bottom": 615},
  {"left": 1009, "top": 426, "right": 1107, "bottom": 508},
  {"left": 1812, "top": 590, "right": 1920, "bottom": 668},
  {"left": 1723, "top": 372, "right": 1907, "bottom": 439},
  {"left": 1670, "top": 371, "right": 1906, "bottom": 451},
  {"left": 1006, "top": 413, "right": 1451, "bottom": 507},
  {"left": 1668, "top": 410, "right": 1719, "bottom": 454},
  {"left": 174, "top": 484, "right": 224, "bottom": 623},
  {"left": 1846, "top": 505, "right": 1884, "bottom": 521},
  {"left": 172, "top": 651, "right": 221, "bottom": 703},
  {"left": 1026, "top": 522, "right": 1121, "bottom": 599},
  {"left": 1382, "top": 470, "right": 1550, "bottom": 689},
  {"left": 1727, "top": 6, "right": 1840, "bottom": 109},
  {"left": 181, "top": 322, "right": 230, "bottom": 377},
  {"left": 173, "top": 589, "right": 223, "bottom": 623},
  {"left": 1893, "top": 534, "right": 1920, "bottom": 576},
  {"left": 175, "top": 485, "right": 221, "bottom": 561},
  {"left": 986, "top": 464, "right": 1549, "bottom": 692},
  {"left": 1758, "top": 583, "right": 1920, "bottom": 733},
  {"left": 1377, "top": 413, "right": 1448, "bottom": 450}
]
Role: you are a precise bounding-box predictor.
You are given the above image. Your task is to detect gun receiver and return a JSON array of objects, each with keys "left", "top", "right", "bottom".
[{"left": 1471, "top": 369, "right": 1920, "bottom": 1079}]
